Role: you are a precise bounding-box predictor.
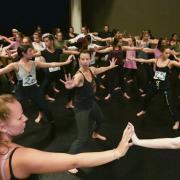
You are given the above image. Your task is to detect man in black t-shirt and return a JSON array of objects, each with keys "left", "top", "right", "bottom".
[{"left": 39, "top": 33, "right": 79, "bottom": 101}]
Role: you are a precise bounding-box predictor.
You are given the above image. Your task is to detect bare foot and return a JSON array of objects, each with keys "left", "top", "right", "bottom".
[
  {"left": 127, "top": 79, "right": 133, "bottom": 83},
  {"left": 66, "top": 101, "right": 74, "bottom": 109},
  {"left": 114, "top": 87, "right": 121, "bottom": 91},
  {"left": 35, "top": 112, "right": 43, "bottom": 123},
  {"left": 66, "top": 104, "right": 75, "bottom": 109},
  {"left": 95, "top": 96, "right": 101, "bottom": 101},
  {"left": 139, "top": 88, "right": 144, "bottom": 93},
  {"left": 10, "top": 79, "right": 15, "bottom": 85},
  {"left": 141, "top": 93, "right": 146, "bottom": 97},
  {"left": 137, "top": 110, "right": 146, "bottom": 117},
  {"left": 172, "top": 121, "right": 179, "bottom": 130},
  {"left": 123, "top": 92, "right": 131, "bottom": 99},
  {"left": 92, "top": 132, "right": 107, "bottom": 141},
  {"left": 45, "top": 95, "right": 55, "bottom": 102},
  {"left": 53, "top": 87, "right": 60, "bottom": 93},
  {"left": 104, "top": 94, "right": 111, "bottom": 101},
  {"left": 68, "top": 168, "right": 79, "bottom": 174},
  {"left": 101, "top": 75, "right": 106, "bottom": 79},
  {"left": 99, "top": 84, "right": 106, "bottom": 89}
]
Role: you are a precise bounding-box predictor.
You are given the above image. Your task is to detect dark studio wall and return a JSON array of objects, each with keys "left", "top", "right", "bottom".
[
  {"left": 82, "top": 0, "right": 180, "bottom": 38},
  {"left": 1, "top": 0, "right": 179, "bottom": 38},
  {"left": 0, "top": 0, "right": 70, "bottom": 36}
]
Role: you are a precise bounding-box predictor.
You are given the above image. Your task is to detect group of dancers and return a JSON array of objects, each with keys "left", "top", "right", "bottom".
[{"left": 0, "top": 25, "right": 180, "bottom": 178}]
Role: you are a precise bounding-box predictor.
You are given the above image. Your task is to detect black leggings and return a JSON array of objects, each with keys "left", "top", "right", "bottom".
[
  {"left": 124, "top": 68, "right": 137, "bottom": 79},
  {"left": 41, "top": 70, "right": 63, "bottom": 97},
  {"left": 69, "top": 101, "right": 104, "bottom": 154},
  {"left": 106, "top": 65, "right": 126, "bottom": 94},
  {"left": 0, "top": 74, "right": 12, "bottom": 94},
  {"left": 141, "top": 84, "right": 180, "bottom": 122},
  {"left": 15, "top": 84, "right": 54, "bottom": 122}
]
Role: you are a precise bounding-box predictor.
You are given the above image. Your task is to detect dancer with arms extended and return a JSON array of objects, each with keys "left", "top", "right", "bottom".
[
  {"left": 0, "top": 45, "right": 72, "bottom": 125},
  {"left": 0, "top": 94, "right": 133, "bottom": 179},
  {"left": 61, "top": 50, "right": 119, "bottom": 173},
  {"left": 129, "top": 48, "right": 180, "bottom": 129}
]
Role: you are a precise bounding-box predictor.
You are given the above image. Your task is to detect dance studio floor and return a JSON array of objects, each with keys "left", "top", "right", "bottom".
[{"left": 15, "top": 71, "right": 180, "bottom": 180}]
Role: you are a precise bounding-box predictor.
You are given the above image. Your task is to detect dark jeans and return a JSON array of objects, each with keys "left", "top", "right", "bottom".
[{"left": 69, "top": 101, "right": 104, "bottom": 154}]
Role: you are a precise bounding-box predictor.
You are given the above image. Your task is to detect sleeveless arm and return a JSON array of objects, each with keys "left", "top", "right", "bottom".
[
  {"left": 142, "top": 48, "right": 155, "bottom": 54},
  {"left": 122, "top": 46, "right": 142, "bottom": 51},
  {"left": 97, "top": 46, "right": 113, "bottom": 54},
  {"left": 170, "top": 60, "right": 180, "bottom": 68},
  {"left": 35, "top": 55, "right": 72, "bottom": 68},
  {"left": 133, "top": 136, "right": 180, "bottom": 149},
  {"left": 14, "top": 148, "right": 122, "bottom": 176},
  {"left": 90, "top": 59, "right": 118, "bottom": 75},
  {"left": 132, "top": 58, "right": 156, "bottom": 64},
  {"left": 0, "top": 63, "right": 17, "bottom": 75},
  {"left": 13, "top": 123, "right": 133, "bottom": 177}
]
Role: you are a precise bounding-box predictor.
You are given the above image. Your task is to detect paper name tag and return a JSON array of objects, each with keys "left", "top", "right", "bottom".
[
  {"left": 23, "top": 76, "right": 37, "bottom": 87},
  {"left": 154, "top": 71, "right": 166, "bottom": 81},
  {"left": 49, "top": 67, "right": 61, "bottom": 72}
]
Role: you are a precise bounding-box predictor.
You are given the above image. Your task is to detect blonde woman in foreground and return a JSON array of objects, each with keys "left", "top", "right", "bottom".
[{"left": 0, "top": 94, "right": 133, "bottom": 180}]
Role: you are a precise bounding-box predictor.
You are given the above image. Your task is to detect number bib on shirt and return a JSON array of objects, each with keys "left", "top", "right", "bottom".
[
  {"left": 22, "top": 75, "right": 37, "bottom": 87},
  {"left": 153, "top": 71, "right": 166, "bottom": 81},
  {"left": 49, "top": 67, "right": 61, "bottom": 72}
]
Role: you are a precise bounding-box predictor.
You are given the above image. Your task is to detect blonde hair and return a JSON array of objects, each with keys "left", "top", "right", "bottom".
[{"left": 0, "top": 94, "right": 16, "bottom": 122}]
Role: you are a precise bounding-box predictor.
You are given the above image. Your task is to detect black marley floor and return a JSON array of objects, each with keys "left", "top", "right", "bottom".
[{"left": 14, "top": 70, "right": 180, "bottom": 180}]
